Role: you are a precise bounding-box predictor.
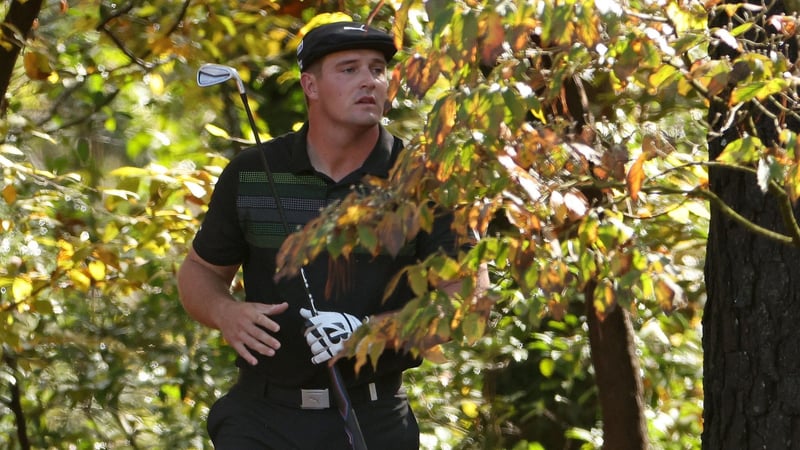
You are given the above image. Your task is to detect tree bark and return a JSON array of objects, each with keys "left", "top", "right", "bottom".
[
  {"left": 704, "top": 123, "right": 800, "bottom": 448},
  {"left": 0, "top": 0, "right": 45, "bottom": 112},
  {"left": 703, "top": 0, "right": 800, "bottom": 447},
  {"left": 586, "top": 281, "right": 649, "bottom": 450}
]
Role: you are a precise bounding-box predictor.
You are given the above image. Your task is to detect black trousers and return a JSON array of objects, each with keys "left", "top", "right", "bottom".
[{"left": 207, "top": 373, "right": 420, "bottom": 450}]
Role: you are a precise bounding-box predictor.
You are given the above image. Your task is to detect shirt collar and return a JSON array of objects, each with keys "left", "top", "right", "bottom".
[{"left": 288, "top": 122, "right": 396, "bottom": 178}]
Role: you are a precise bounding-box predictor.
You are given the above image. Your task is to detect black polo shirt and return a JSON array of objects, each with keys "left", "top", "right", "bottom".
[{"left": 192, "top": 123, "right": 457, "bottom": 388}]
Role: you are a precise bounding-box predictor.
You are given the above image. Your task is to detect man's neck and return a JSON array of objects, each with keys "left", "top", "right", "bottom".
[{"left": 306, "top": 121, "right": 380, "bottom": 182}]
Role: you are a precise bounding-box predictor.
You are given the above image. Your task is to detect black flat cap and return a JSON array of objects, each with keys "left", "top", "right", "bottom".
[{"left": 297, "top": 21, "right": 397, "bottom": 72}]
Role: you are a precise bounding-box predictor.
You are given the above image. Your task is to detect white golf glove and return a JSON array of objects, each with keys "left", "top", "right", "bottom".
[{"left": 300, "top": 308, "right": 363, "bottom": 365}]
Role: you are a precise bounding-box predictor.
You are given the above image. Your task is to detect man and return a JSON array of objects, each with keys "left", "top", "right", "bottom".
[{"left": 178, "top": 21, "right": 484, "bottom": 449}]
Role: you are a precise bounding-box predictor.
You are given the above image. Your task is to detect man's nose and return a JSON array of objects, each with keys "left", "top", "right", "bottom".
[{"left": 360, "top": 67, "right": 377, "bottom": 88}]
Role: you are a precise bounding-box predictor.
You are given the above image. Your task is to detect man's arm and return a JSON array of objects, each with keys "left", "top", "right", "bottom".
[{"left": 177, "top": 247, "right": 288, "bottom": 366}]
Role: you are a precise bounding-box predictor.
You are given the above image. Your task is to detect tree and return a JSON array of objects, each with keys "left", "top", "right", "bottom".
[{"left": 704, "top": 0, "right": 800, "bottom": 447}]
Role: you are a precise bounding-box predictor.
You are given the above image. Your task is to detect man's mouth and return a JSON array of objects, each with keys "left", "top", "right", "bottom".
[{"left": 356, "top": 96, "right": 377, "bottom": 105}]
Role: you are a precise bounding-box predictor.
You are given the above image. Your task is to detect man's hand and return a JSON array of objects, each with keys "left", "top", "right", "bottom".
[
  {"left": 300, "top": 308, "right": 363, "bottom": 364},
  {"left": 218, "top": 301, "right": 289, "bottom": 366}
]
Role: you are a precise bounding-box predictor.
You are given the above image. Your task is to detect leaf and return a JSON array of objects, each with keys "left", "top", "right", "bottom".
[
  {"left": 377, "top": 212, "right": 405, "bottom": 257},
  {"left": 655, "top": 277, "right": 685, "bottom": 312},
  {"left": 430, "top": 95, "right": 457, "bottom": 147},
  {"left": 462, "top": 312, "right": 485, "bottom": 344},
  {"left": 357, "top": 224, "right": 379, "bottom": 254},
  {"left": 88, "top": 260, "right": 106, "bottom": 281},
  {"left": 479, "top": 12, "right": 505, "bottom": 67},
  {"left": 12, "top": 277, "right": 32, "bottom": 302},
  {"left": 407, "top": 266, "right": 428, "bottom": 297},
  {"left": 716, "top": 135, "right": 762, "bottom": 165},
  {"left": 2, "top": 184, "right": 17, "bottom": 204},
  {"left": 713, "top": 28, "right": 740, "bottom": 51},
  {"left": 204, "top": 123, "right": 231, "bottom": 139},
  {"left": 461, "top": 400, "right": 480, "bottom": 418},
  {"left": 405, "top": 54, "right": 441, "bottom": 98},
  {"left": 730, "top": 79, "right": 788, "bottom": 104},
  {"left": 68, "top": 268, "right": 91, "bottom": 291},
  {"left": 563, "top": 190, "right": 589, "bottom": 221},
  {"left": 539, "top": 358, "right": 555, "bottom": 378},
  {"left": 757, "top": 157, "right": 770, "bottom": 193},
  {"left": 626, "top": 154, "right": 646, "bottom": 201},
  {"left": 24, "top": 51, "right": 52, "bottom": 80}
]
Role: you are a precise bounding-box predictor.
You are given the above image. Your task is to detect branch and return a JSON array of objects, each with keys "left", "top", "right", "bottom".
[
  {"left": 574, "top": 159, "right": 800, "bottom": 247},
  {"left": 693, "top": 186, "right": 796, "bottom": 245},
  {"left": 2, "top": 349, "right": 30, "bottom": 450}
]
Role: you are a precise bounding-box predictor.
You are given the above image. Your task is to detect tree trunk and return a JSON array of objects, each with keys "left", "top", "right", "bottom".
[
  {"left": 0, "top": 0, "right": 45, "bottom": 112},
  {"left": 586, "top": 281, "right": 649, "bottom": 450},
  {"left": 703, "top": 0, "right": 800, "bottom": 447},
  {"left": 704, "top": 124, "right": 800, "bottom": 448}
]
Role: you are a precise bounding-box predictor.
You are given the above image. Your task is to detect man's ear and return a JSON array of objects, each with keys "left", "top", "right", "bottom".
[{"left": 300, "top": 72, "right": 318, "bottom": 99}]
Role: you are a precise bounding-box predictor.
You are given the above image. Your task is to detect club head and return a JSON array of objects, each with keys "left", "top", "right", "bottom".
[{"left": 197, "top": 63, "right": 245, "bottom": 94}]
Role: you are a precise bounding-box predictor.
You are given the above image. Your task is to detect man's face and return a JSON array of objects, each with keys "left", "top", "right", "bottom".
[{"left": 307, "top": 49, "right": 389, "bottom": 128}]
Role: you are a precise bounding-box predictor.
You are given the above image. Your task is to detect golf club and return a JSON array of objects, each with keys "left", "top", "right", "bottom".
[{"left": 197, "top": 63, "right": 368, "bottom": 450}]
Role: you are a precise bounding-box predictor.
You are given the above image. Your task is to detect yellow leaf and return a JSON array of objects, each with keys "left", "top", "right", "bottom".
[
  {"left": 148, "top": 73, "right": 165, "bottom": 96},
  {"left": 88, "top": 260, "right": 106, "bottom": 281},
  {"left": 2, "top": 184, "right": 17, "bottom": 204},
  {"left": 102, "top": 222, "right": 120, "bottom": 243},
  {"left": 12, "top": 277, "right": 32, "bottom": 302},
  {"left": 204, "top": 123, "right": 230, "bottom": 139},
  {"left": 539, "top": 358, "right": 555, "bottom": 378},
  {"left": 69, "top": 269, "right": 91, "bottom": 291},
  {"left": 461, "top": 400, "right": 480, "bottom": 418}
]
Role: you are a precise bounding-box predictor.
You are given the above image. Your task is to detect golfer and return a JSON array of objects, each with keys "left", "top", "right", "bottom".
[{"left": 178, "top": 21, "right": 482, "bottom": 449}]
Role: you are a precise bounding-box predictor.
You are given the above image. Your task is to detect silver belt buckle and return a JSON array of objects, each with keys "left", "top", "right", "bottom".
[{"left": 300, "top": 388, "right": 330, "bottom": 409}]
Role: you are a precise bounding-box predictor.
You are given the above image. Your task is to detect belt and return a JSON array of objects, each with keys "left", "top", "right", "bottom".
[{"left": 235, "top": 371, "right": 404, "bottom": 410}]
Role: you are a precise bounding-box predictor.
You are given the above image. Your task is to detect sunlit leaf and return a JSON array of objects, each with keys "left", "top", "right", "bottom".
[
  {"left": 405, "top": 54, "right": 441, "bottom": 98},
  {"left": 88, "top": 260, "right": 106, "bottom": 281},
  {"left": 716, "top": 135, "right": 762, "bottom": 165},
  {"left": 479, "top": 12, "right": 505, "bottom": 66},
  {"left": 730, "top": 79, "right": 788, "bottom": 104},
  {"left": 23, "top": 51, "right": 52, "bottom": 80},
  {"left": 68, "top": 268, "right": 91, "bottom": 291},
  {"left": 539, "top": 357, "right": 555, "bottom": 377},
  {"left": 2, "top": 184, "right": 17, "bottom": 204},
  {"left": 626, "top": 154, "right": 646, "bottom": 201},
  {"left": 461, "top": 400, "right": 480, "bottom": 418},
  {"left": 204, "top": 123, "right": 231, "bottom": 139},
  {"left": 430, "top": 95, "right": 457, "bottom": 147},
  {"left": 12, "top": 277, "right": 32, "bottom": 302}
]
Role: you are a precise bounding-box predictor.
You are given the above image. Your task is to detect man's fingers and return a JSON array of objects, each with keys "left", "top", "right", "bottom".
[
  {"left": 219, "top": 301, "right": 288, "bottom": 363},
  {"left": 234, "top": 342, "right": 259, "bottom": 366}
]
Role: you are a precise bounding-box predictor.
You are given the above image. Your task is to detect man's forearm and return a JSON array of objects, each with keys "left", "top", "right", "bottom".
[{"left": 177, "top": 254, "right": 239, "bottom": 330}]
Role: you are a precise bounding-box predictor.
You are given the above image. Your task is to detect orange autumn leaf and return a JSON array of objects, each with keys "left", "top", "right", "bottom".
[{"left": 626, "top": 154, "right": 646, "bottom": 201}]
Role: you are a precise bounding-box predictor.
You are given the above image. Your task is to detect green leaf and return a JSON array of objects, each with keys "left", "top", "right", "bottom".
[
  {"left": 407, "top": 266, "right": 429, "bottom": 297},
  {"left": 730, "top": 79, "right": 788, "bottom": 104},
  {"left": 716, "top": 135, "right": 762, "bottom": 165},
  {"left": 539, "top": 358, "right": 555, "bottom": 378}
]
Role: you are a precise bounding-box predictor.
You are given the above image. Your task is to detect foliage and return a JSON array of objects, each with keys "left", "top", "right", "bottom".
[{"left": 10, "top": 0, "right": 800, "bottom": 447}]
